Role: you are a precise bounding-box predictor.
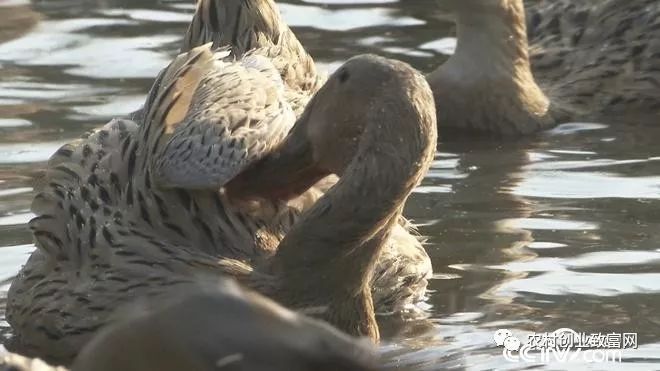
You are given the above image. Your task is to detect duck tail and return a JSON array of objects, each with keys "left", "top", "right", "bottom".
[
  {"left": 181, "top": 0, "right": 324, "bottom": 99},
  {"left": 182, "top": 0, "right": 287, "bottom": 55}
]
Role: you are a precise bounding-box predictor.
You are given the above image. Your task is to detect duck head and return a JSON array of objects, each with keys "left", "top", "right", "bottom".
[{"left": 227, "top": 54, "right": 435, "bottom": 200}]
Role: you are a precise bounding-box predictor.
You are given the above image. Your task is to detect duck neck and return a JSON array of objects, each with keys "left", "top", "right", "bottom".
[
  {"left": 271, "top": 80, "right": 436, "bottom": 340},
  {"left": 452, "top": 2, "right": 532, "bottom": 80},
  {"left": 429, "top": 0, "right": 554, "bottom": 135}
]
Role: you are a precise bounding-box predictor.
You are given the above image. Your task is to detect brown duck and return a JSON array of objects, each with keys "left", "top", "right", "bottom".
[{"left": 6, "top": 43, "right": 436, "bottom": 363}]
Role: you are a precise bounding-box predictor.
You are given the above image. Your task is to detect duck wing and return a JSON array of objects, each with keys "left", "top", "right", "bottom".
[{"left": 142, "top": 44, "right": 296, "bottom": 189}]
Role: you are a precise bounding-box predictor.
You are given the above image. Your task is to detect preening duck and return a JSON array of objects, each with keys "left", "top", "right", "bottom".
[
  {"left": 179, "top": 0, "right": 433, "bottom": 314},
  {"left": 176, "top": 0, "right": 434, "bottom": 312},
  {"left": 181, "top": 0, "right": 432, "bottom": 313},
  {"left": 2, "top": 280, "right": 376, "bottom": 371},
  {"left": 6, "top": 43, "right": 436, "bottom": 362},
  {"left": 428, "top": 0, "right": 660, "bottom": 135}
]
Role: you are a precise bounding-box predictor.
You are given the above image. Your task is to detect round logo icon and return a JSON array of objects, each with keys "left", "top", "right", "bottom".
[{"left": 494, "top": 329, "right": 513, "bottom": 346}]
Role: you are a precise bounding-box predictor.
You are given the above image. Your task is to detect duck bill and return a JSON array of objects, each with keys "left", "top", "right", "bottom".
[{"left": 226, "top": 122, "right": 328, "bottom": 202}]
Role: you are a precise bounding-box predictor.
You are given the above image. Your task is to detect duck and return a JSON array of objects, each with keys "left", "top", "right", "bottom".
[
  {"left": 159, "top": 0, "right": 434, "bottom": 309},
  {"left": 6, "top": 43, "right": 436, "bottom": 363},
  {"left": 180, "top": 0, "right": 433, "bottom": 315},
  {"left": 2, "top": 279, "right": 376, "bottom": 371},
  {"left": 428, "top": 0, "right": 660, "bottom": 136}
]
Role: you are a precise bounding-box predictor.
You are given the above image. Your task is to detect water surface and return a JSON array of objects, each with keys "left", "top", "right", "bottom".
[{"left": 1, "top": 0, "right": 659, "bottom": 369}]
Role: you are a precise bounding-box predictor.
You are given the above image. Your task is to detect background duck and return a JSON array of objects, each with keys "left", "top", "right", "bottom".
[
  {"left": 6, "top": 45, "right": 436, "bottom": 363},
  {"left": 2, "top": 279, "right": 376, "bottom": 371},
  {"left": 428, "top": 0, "right": 660, "bottom": 136},
  {"left": 527, "top": 0, "right": 660, "bottom": 119}
]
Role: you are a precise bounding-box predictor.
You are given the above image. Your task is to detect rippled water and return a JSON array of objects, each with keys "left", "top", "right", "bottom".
[{"left": 1, "top": 0, "right": 660, "bottom": 369}]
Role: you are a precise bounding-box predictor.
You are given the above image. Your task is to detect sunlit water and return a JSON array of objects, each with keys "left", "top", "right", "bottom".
[{"left": 1, "top": 0, "right": 660, "bottom": 369}]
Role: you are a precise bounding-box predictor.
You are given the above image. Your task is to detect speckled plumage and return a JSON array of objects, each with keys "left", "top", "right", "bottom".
[
  {"left": 182, "top": 0, "right": 326, "bottom": 115},
  {"left": 527, "top": 0, "right": 660, "bottom": 119},
  {"left": 148, "top": 47, "right": 296, "bottom": 189}
]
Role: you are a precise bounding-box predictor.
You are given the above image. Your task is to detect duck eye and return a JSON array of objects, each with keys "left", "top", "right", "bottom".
[{"left": 337, "top": 69, "right": 350, "bottom": 83}]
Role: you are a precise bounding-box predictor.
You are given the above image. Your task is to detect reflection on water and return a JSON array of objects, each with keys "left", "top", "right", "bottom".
[{"left": 1, "top": 0, "right": 660, "bottom": 369}]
